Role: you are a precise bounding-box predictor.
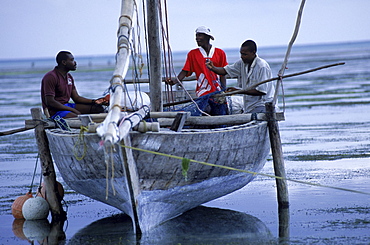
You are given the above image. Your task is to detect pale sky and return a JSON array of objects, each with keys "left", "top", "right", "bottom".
[{"left": 0, "top": 0, "right": 369, "bottom": 60}]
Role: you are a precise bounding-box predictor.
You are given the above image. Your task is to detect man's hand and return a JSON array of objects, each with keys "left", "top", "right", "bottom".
[
  {"left": 95, "top": 94, "right": 110, "bottom": 106},
  {"left": 205, "top": 60, "right": 214, "bottom": 71},
  {"left": 164, "top": 77, "right": 178, "bottom": 86}
]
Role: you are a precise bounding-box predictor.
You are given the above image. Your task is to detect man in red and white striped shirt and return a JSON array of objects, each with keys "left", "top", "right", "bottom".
[{"left": 168, "top": 26, "right": 228, "bottom": 115}]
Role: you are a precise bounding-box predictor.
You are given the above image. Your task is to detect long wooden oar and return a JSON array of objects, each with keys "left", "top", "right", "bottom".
[
  {"left": 0, "top": 126, "right": 36, "bottom": 136},
  {"left": 163, "top": 62, "right": 345, "bottom": 107},
  {"left": 0, "top": 118, "right": 56, "bottom": 136}
]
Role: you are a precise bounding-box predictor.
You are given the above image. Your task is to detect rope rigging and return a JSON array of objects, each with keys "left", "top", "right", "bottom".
[
  {"left": 153, "top": 0, "right": 210, "bottom": 115},
  {"left": 273, "top": 0, "right": 307, "bottom": 111},
  {"left": 120, "top": 143, "right": 370, "bottom": 196}
]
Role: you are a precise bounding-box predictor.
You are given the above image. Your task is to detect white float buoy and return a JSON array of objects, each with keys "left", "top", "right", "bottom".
[{"left": 22, "top": 197, "right": 50, "bottom": 220}]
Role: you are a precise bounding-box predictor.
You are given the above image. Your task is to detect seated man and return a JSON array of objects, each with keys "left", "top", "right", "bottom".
[
  {"left": 41, "top": 51, "right": 107, "bottom": 119},
  {"left": 206, "top": 40, "right": 275, "bottom": 113}
]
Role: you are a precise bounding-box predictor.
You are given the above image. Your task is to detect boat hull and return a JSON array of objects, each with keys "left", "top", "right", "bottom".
[{"left": 46, "top": 121, "right": 270, "bottom": 231}]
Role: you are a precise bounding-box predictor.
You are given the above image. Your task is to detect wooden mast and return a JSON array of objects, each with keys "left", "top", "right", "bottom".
[{"left": 147, "top": 0, "right": 163, "bottom": 112}]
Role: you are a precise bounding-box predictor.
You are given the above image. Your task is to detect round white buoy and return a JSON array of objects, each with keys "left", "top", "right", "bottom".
[
  {"left": 22, "top": 197, "right": 49, "bottom": 220},
  {"left": 23, "top": 219, "right": 50, "bottom": 242}
]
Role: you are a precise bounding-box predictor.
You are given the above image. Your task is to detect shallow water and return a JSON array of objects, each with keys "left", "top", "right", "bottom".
[{"left": 0, "top": 41, "right": 370, "bottom": 244}]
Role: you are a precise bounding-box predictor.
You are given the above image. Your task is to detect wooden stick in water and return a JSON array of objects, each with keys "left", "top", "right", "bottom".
[
  {"left": 269, "top": 0, "right": 307, "bottom": 239},
  {"left": 31, "top": 108, "right": 66, "bottom": 221}
]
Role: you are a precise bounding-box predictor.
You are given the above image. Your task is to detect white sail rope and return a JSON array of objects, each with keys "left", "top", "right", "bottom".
[
  {"left": 157, "top": 0, "right": 210, "bottom": 116},
  {"left": 126, "top": 0, "right": 147, "bottom": 110}
]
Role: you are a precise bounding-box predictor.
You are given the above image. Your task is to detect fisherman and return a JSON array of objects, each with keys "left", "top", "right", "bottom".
[
  {"left": 41, "top": 51, "right": 108, "bottom": 119},
  {"left": 206, "top": 40, "right": 275, "bottom": 113},
  {"left": 166, "top": 26, "right": 228, "bottom": 115}
]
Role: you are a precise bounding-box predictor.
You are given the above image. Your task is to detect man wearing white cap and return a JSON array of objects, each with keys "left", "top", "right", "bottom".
[{"left": 167, "top": 26, "right": 228, "bottom": 115}]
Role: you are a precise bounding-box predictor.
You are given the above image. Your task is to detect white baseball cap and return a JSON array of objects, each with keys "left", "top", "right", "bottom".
[{"left": 195, "top": 26, "right": 214, "bottom": 40}]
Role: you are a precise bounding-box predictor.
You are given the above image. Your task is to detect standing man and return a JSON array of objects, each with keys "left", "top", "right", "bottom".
[
  {"left": 167, "top": 26, "right": 228, "bottom": 115},
  {"left": 41, "top": 51, "right": 107, "bottom": 119},
  {"left": 206, "top": 40, "right": 275, "bottom": 113}
]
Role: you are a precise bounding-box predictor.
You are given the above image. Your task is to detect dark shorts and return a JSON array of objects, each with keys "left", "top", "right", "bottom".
[
  {"left": 207, "top": 97, "right": 228, "bottom": 116},
  {"left": 51, "top": 103, "right": 76, "bottom": 119}
]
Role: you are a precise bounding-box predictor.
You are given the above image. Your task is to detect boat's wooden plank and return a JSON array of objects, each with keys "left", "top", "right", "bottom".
[
  {"left": 120, "top": 134, "right": 141, "bottom": 233},
  {"left": 158, "top": 112, "right": 285, "bottom": 127},
  {"left": 78, "top": 115, "right": 93, "bottom": 126},
  {"left": 170, "top": 112, "right": 189, "bottom": 132},
  {"left": 71, "top": 111, "right": 190, "bottom": 123},
  {"left": 26, "top": 111, "right": 283, "bottom": 132}
]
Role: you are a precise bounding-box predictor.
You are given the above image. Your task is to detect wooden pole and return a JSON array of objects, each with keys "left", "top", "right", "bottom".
[
  {"left": 265, "top": 102, "right": 289, "bottom": 238},
  {"left": 48, "top": 220, "right": 66, "bottom": 244},
  {"left": 163, "top": 62, "right": 345, "bottom": 107},
  {"left": 147, "top": 0, "right": 163, "bottom": 112},
  {"left": 274, "top": 0, "right": 306, "bottom": 106},
  {"left": 267, "top": 0, "right": 306, "bottom": 237},
  {"left": 31, "top": 108, "right": 66, "bottom": 221},
  {"left": 119, "top": 135, "right": 142, "bottom": 235},
  {"left": 0, "top": 126, "right": 35, "bottom": 136}
]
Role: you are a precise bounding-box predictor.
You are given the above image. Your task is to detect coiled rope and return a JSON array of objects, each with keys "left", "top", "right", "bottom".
[{"left": 73, "top": 126, "right": 89, "bottom": 161}]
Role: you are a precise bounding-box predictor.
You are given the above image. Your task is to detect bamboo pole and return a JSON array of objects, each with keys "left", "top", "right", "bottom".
[
  {"left": 274, "top": 0, "right": 307, "bottom": 105},
  {"left": 163, "top": 62, "right": 345, "bottom": 107},
  {"left": 102, "top": 0, "right": 135, "bottom": 145},
  {"left": 226, "top": 62, "right": 344, "bottom": 97},
  {"left": 31, "top": 108, "right": 66, "bottom": 221}
]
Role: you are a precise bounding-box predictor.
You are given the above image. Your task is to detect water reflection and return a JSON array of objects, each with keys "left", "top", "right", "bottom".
[
  {"left": 12, "top": 219, "right": 66, "bottom": 245},
  {"left": 69, "top": 206, "right": 275, "bottom": 244}
]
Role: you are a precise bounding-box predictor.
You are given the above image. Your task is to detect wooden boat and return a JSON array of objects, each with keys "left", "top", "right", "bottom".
[
  {"left": 44, "top": 0, "right": 276, "bottom": 233},
  {"left": 47, "top": 118, "right": 270, "bottom": 232}
]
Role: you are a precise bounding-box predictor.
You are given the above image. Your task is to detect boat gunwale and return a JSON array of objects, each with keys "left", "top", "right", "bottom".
[{"left": 46, "top": 120, "right": 267, "bottom": 136}]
